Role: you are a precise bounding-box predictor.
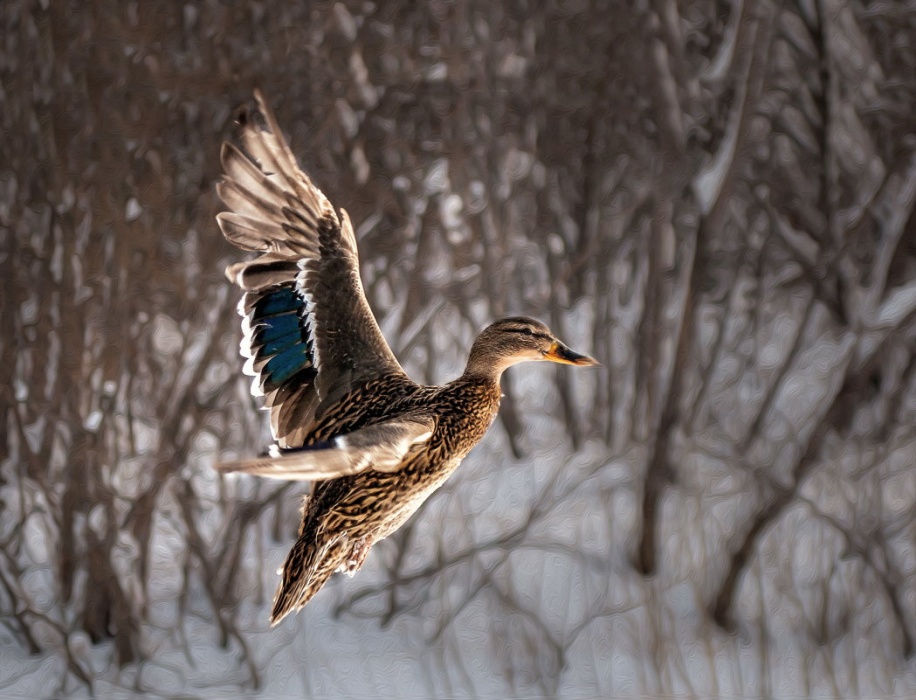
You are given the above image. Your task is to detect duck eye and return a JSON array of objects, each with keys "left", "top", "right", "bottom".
[{"left": 522, "top": 328, "right": 533, "bottom": 336}]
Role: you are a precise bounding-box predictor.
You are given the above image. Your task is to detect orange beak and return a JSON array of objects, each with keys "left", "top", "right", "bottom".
[{"left": 543, "top": 341, "right": 600, "bottom": 366}]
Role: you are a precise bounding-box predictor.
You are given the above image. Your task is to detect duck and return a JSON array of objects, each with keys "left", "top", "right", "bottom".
[{"left": 215, "top": 90, "right": 598, "bottom": 625}]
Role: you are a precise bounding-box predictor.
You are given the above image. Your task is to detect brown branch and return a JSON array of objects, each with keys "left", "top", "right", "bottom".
[
  {"left": 0, "top": 555, "right": 41, "bottom": 655},
  {"left": 711, "top": 339, "right": 860, "bottom": 627},
  {"left": 802, "top": 500, "right": 914, "bottom": 658},
  {"left": 633, "top": 212, "right": 702, "bottom": 575},
  {"left": 176, "top": 479, "right": 260, "bottom": 689},
  {"left": 737, "top": 292, "right": 816, "bottom": 451},
  {"left": 635, "top": 0, "right": 779, "bottom": 577}
]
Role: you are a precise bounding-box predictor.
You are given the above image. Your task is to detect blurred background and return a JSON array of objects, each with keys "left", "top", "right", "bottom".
[{"left": 3, "top": 0, "right": 916, "bottom": 696}]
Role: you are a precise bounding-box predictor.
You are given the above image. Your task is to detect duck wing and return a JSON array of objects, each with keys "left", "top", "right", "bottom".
[
  {"left": 215, "top": 415, "right": 435, "bottom": 480},
  {"left": 217, "top": 90, "right": 408, "bottom": 448}
]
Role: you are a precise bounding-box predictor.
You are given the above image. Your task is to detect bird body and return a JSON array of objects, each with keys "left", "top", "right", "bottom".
[
  {"left": 271, "top": 375, "right": 501, "bottom": 617},
  {"left": 215, "top": 91, "right": 598, "bottom": 625}
]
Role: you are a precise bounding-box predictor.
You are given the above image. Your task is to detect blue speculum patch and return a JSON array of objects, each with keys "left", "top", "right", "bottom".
[
  {"left": 256, "top": 312, "right": 301, "bottom": 342},
  {"left": 265, "top": 344, "right": 310, "bottom": 384},
  {"left": 247, "top": 286, "right": 313, "bottom": 391},
  {"left": 255, "top": 286, "right": 300, "bottom": 317}
]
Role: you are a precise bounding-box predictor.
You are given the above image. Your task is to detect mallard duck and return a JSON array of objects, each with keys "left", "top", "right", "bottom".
[{"left": 215, "top": 91, "right": 598, "bottom": 625}]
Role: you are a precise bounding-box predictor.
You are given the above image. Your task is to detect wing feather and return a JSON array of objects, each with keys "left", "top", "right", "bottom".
[
  {"left": 216, "top": 90, "right": 409, "bottom": 448},
  {"left": 216, "top": 416, "right": 435, "bottom": 481}
]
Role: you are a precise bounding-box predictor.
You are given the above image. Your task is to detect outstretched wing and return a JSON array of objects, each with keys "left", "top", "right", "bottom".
[
  {"left": 217, "top": 90, "right": 407, "bottom": 447},
  {"left": 215, "top": 416, "right": 435, "bottom": 480}
]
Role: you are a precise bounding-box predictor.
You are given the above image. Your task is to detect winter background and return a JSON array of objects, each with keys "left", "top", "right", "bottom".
[{"left": 3, "top": 0, "right": 916, "bottom": 697}]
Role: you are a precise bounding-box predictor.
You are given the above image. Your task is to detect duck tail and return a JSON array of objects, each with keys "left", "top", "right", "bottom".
[{"left": 269, "top": 532, "right": 346, "bottom": 626}]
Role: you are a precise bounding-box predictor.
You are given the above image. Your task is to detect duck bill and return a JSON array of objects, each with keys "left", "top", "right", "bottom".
[{"left": 543, "top": 342, "right": 600, "bottom": 366}]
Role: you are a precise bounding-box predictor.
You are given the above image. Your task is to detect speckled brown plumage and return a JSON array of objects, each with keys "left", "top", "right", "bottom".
[
  {"left": 214, "top": 91, "right": 598, "bottom": 625},
  {"left": 272, "top": 375, "right": 501, "bottom": 618}
]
